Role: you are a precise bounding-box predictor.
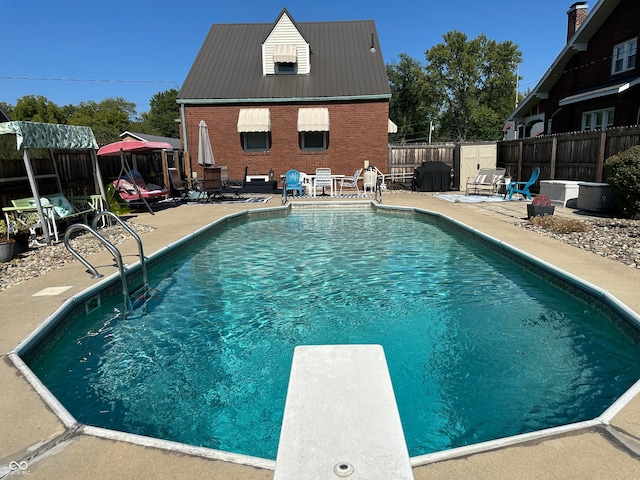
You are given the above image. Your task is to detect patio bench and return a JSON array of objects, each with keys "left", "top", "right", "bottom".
[{"left": 3, "top": 194, "right": 104, "bottom": 243}]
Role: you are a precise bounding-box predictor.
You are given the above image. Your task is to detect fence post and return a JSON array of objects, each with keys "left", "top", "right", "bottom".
[
  {"left": 517, "top": 140, "right": 523, "bottom": 181},
  {"left": 596, "top": 131, "right": 607, "bottom": 182},
  {"left": 549, "top": 137, "right": 557, "bottom": 180}
]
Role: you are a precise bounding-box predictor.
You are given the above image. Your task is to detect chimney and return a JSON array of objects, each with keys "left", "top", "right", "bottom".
[{"left": 567, "top": 2, "right": 588, "bottom": 42}]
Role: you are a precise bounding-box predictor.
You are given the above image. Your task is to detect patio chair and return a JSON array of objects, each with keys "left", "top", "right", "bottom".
[
  {"left": 167, "top": 168, "right": 192, "bottom": 203},
  {"left": 283, "top": 169, "right": 304, "bottom": 198},
  {"left": 202, "top": 166, "right": 225, "bottom": 200},
  {"left": 339, "top": 169, "right": 362, "bottom": 195},
  {"left": 313, "top": 168, "right": 333, "bottom": 197},
  {"left": 226, "top": 165, "right": 248, "bottom": 198},
  {"left": 507, "top": 167, "right": 541, "bottom": 200}
]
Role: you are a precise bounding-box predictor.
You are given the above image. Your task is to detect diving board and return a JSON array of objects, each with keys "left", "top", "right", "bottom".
[{"left": 274, "top": 344, "right": 414, "bottom": 480}]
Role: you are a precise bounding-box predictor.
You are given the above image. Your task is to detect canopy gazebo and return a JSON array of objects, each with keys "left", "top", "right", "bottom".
[{"left": 0, "top": 121, "right": 105, "bottom": 245}]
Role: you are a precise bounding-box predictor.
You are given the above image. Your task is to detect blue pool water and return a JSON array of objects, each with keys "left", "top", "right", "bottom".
[{"left": 28, "top": 208, "right": 640, "bottom": 460}]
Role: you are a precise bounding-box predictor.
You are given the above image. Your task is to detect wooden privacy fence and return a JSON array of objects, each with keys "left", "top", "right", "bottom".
[
  {"left": 1, "top": 149, "right": 185, "bottom": 208},
  {"left": 387, "top": 144, "right": 456, "bottom": 187},
  {"left": 497, "top": 126, "right": 640, "bottom": 184}
]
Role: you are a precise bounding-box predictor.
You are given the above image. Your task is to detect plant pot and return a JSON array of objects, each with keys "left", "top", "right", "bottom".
[
  {"left": 0, "top": 240, "right": 15, "bottom": 262},
  {"left": 527, "top": 204, "right": 555, "bottom": 219}
]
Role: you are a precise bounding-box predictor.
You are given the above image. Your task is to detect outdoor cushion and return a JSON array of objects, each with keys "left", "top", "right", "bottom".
[{"left": 46, "top": 194, "right": 75, "bottom": 219}]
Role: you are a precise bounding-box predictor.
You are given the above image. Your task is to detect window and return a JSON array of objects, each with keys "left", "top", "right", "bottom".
[
  {"left": 275, "top": 62, "right": 297, "bottom": 75},
  {"left": 300, "top": 131, "right": 327, "bottom": 151},
  {"left": 581, "top": 108, "right": 614, "bottom": 131},
  {"left": 612, "top": 38, "right": 637, "bottom": 74},
  {"left": 242, "top": 132, "right": 270, "bottom": 152}
]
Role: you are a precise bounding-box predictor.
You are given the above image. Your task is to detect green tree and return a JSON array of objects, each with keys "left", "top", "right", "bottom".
[
  {"left": 67, "top": 97, "right": 137, "bottom": 144},
  {"left": 425, "top": 31, "right": 521, "bottom": 141},
  {"left": 136, "top": 89, "right": 180, "bottom": 138},
  {"left": 11, "top": 95, "right": 66, "bottom": 124},
  {"left": 387, "top": 54, "right": 437, "bottom": 143}
]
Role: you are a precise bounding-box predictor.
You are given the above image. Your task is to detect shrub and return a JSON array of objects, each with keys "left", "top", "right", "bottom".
[
  {"left": 605, "top": 145, "right": 640, "bottom": 219},
  {"left": 529, "top": 215, "right": 591, "bottom": 234},
  {"left": 531, "top": 195, "right": 552, "bottom": 206}
]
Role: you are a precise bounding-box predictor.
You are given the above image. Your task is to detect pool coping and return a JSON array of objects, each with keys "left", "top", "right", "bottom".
[{"left": 6, "top": 199, "right": 640, "bottom": 473}]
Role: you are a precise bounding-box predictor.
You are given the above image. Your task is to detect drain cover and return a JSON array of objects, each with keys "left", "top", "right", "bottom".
[{"left": 334, "top": 462, "right": 354, "bottom": 477}]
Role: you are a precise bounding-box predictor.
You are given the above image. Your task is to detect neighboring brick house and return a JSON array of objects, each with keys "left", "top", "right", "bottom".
[
  {"left": 506, "top": 0, "right": 639, "bottom": 139},
  {"left": 176, "top": 8, "right": 392, "bottom": 181}
]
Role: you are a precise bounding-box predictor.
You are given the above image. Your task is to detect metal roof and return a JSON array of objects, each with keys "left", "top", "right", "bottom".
[{"left": 178, "top": 17, "right": 390, "bottom": 103}]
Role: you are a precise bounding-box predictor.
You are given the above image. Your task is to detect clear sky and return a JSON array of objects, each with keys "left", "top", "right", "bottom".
[{"left": 1, "top": 0, "right": 577, "bottom": 115}]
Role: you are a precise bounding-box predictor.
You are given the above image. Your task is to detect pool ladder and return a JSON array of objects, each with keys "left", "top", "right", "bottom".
[{"left": 64, "top": 211, "right": 149, "bottom": 316}]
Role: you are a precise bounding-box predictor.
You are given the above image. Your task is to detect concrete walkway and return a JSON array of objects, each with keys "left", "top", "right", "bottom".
[{"left": 1, "top": 192, "right": 640, "bottom": 479}]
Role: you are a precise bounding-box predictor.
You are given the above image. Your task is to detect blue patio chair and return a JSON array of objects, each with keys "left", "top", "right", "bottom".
[
  {"left": 507, "top": 167, "right": 540, "bottom": 200},
  {"left": 284, "top": 169, "right": 304, "bottom": 198}
]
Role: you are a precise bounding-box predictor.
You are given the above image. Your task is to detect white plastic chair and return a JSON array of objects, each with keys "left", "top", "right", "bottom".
[
  {"left": 313, "top": 168, "right": 333, "bottom": 197},
  {"left": 339, "top": 169, "right": 362, "bottom": 195}
]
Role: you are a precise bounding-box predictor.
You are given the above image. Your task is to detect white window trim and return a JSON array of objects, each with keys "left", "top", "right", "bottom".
[
  {"left": 611, "top": 38, "right": 637, "bottom": 74},
  {"left": 581, "top": 108, "right": 614, "bottom": 131}
]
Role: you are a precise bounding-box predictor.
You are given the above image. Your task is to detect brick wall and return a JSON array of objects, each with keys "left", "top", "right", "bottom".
[{"left": 182, "top": 100, "right": 389, "bottom": 181}]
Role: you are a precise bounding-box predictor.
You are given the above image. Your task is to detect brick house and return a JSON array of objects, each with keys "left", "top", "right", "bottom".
[
  {"left": 176, "top": 8, "right": 392, "bottom": 183},
  {"left": 506, "top": 0, "right": 639, "bottom": 138}
]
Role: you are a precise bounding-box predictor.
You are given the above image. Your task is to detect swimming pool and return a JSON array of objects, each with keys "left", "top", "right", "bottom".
[{"left": 20, "top": 206, "right": 640, "bottom": 462}]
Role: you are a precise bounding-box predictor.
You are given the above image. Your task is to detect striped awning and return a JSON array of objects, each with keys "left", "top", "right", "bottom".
[
  {"left": 388, "top": 119, "right": 398, "bottom": 134},
  {"left": 297, "top": 108, "right": 330, "bottom": 132},
  {"left": 237, "top": 108, "right": 271, "bottom": 132},
  {"left": 273, "top": 44, "right": 297, "bottom": 63}
]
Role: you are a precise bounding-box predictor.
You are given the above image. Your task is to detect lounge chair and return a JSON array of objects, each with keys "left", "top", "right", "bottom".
[
  {"left": 283, "top": 169, "right": 304, "bottom": 198},
  {"left": 507, "top": 167, "right": 541, "bottom": 200},
  {"left": 313, "top": 168, "right": 333, "bottom": 197},
  {"left": 339, "top": 169, "right": 362, "bottom": 195}
]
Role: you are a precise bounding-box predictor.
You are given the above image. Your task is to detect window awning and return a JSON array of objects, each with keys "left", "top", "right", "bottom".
[
  {"left": 273, "top": 44, "right": 297, "bottom": 63},
  {"left": 388, "top": 119, "right": 398, "bottom": 134},
  {"left": 237, "top": 108, "right": 271, "bottom": 132},
  {"left": 559, "top": 76, "right": 640, "bottom": 106},
  {"left": 297, "top": 108, "right": 330, "bottom": 132}
]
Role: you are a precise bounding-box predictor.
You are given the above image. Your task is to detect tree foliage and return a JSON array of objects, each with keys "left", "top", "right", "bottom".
[
  {"left": 12, "top": 95, "right": 66, "bottom": 124},
  {"left": 67, "top": 98, "right": 137, "bottom": 145},
  {"left": 3, "top": 90, "right": 180, "bottom": 145},
  {"left": 136, "top": 89, "right": 180, "bottom": 138},
  {"left": 387, "top": 54, "right": 438, "bottom": 143},
  {"left": 426, "top": 31, "right": 521, "bottom": 141},
  {"left": 387, "top": 31, "right": 521, "bottom": 142}
]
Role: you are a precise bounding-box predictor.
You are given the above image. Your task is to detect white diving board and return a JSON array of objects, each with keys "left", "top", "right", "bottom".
[{"left": 274, "top": 344, "right": 414, "bottom": 480}]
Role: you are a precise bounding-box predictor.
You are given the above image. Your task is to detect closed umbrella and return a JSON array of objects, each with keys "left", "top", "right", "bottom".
[{"left": 197, "top": 120, "right": 215, "bottom": 166}]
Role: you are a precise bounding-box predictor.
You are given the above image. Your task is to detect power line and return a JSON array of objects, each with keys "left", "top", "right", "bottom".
[{"left": 0, "top": 76, "right": 180, "bottom": 89}]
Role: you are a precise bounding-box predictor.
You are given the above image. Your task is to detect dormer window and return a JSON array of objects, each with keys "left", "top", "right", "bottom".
[
  {"left": 612, "top": 38, "right": 637, "bottom": 74},
  {"left": 275, "top": 62, "right": 297, "bottom": 75}
]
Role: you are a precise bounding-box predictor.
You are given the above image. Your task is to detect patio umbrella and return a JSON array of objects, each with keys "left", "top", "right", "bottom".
[{"left": 197, "top": 120, "right": 215, "bottom": 166}]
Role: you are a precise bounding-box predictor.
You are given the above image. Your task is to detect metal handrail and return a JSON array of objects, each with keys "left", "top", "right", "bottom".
[
  {"left": 64, "top": 224, "right": 131, "bottom": 315},
  {"left": 92, "top": 211, "right": 148, "bottom": 290}
]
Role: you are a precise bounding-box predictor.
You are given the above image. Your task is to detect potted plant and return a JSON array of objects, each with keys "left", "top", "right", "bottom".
[
  {"left": 527, "top": 195, "right": 555, "bottom": 218},
  {"left": 0, "top": 219, "right": 16, "bottom": 262}
]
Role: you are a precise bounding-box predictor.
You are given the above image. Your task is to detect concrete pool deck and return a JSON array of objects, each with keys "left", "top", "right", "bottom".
[{"left": 1, "top": 192, "right": 640, "bottom": 479}]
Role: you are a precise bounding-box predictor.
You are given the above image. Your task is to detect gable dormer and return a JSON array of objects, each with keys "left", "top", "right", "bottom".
[{"left": 262, "top": 9, "right": 310, "bottom": 76}]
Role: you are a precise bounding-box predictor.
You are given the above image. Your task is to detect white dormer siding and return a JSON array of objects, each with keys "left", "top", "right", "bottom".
[{"left": 262, "top": 12, "right": 310, "bottom": 75}]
